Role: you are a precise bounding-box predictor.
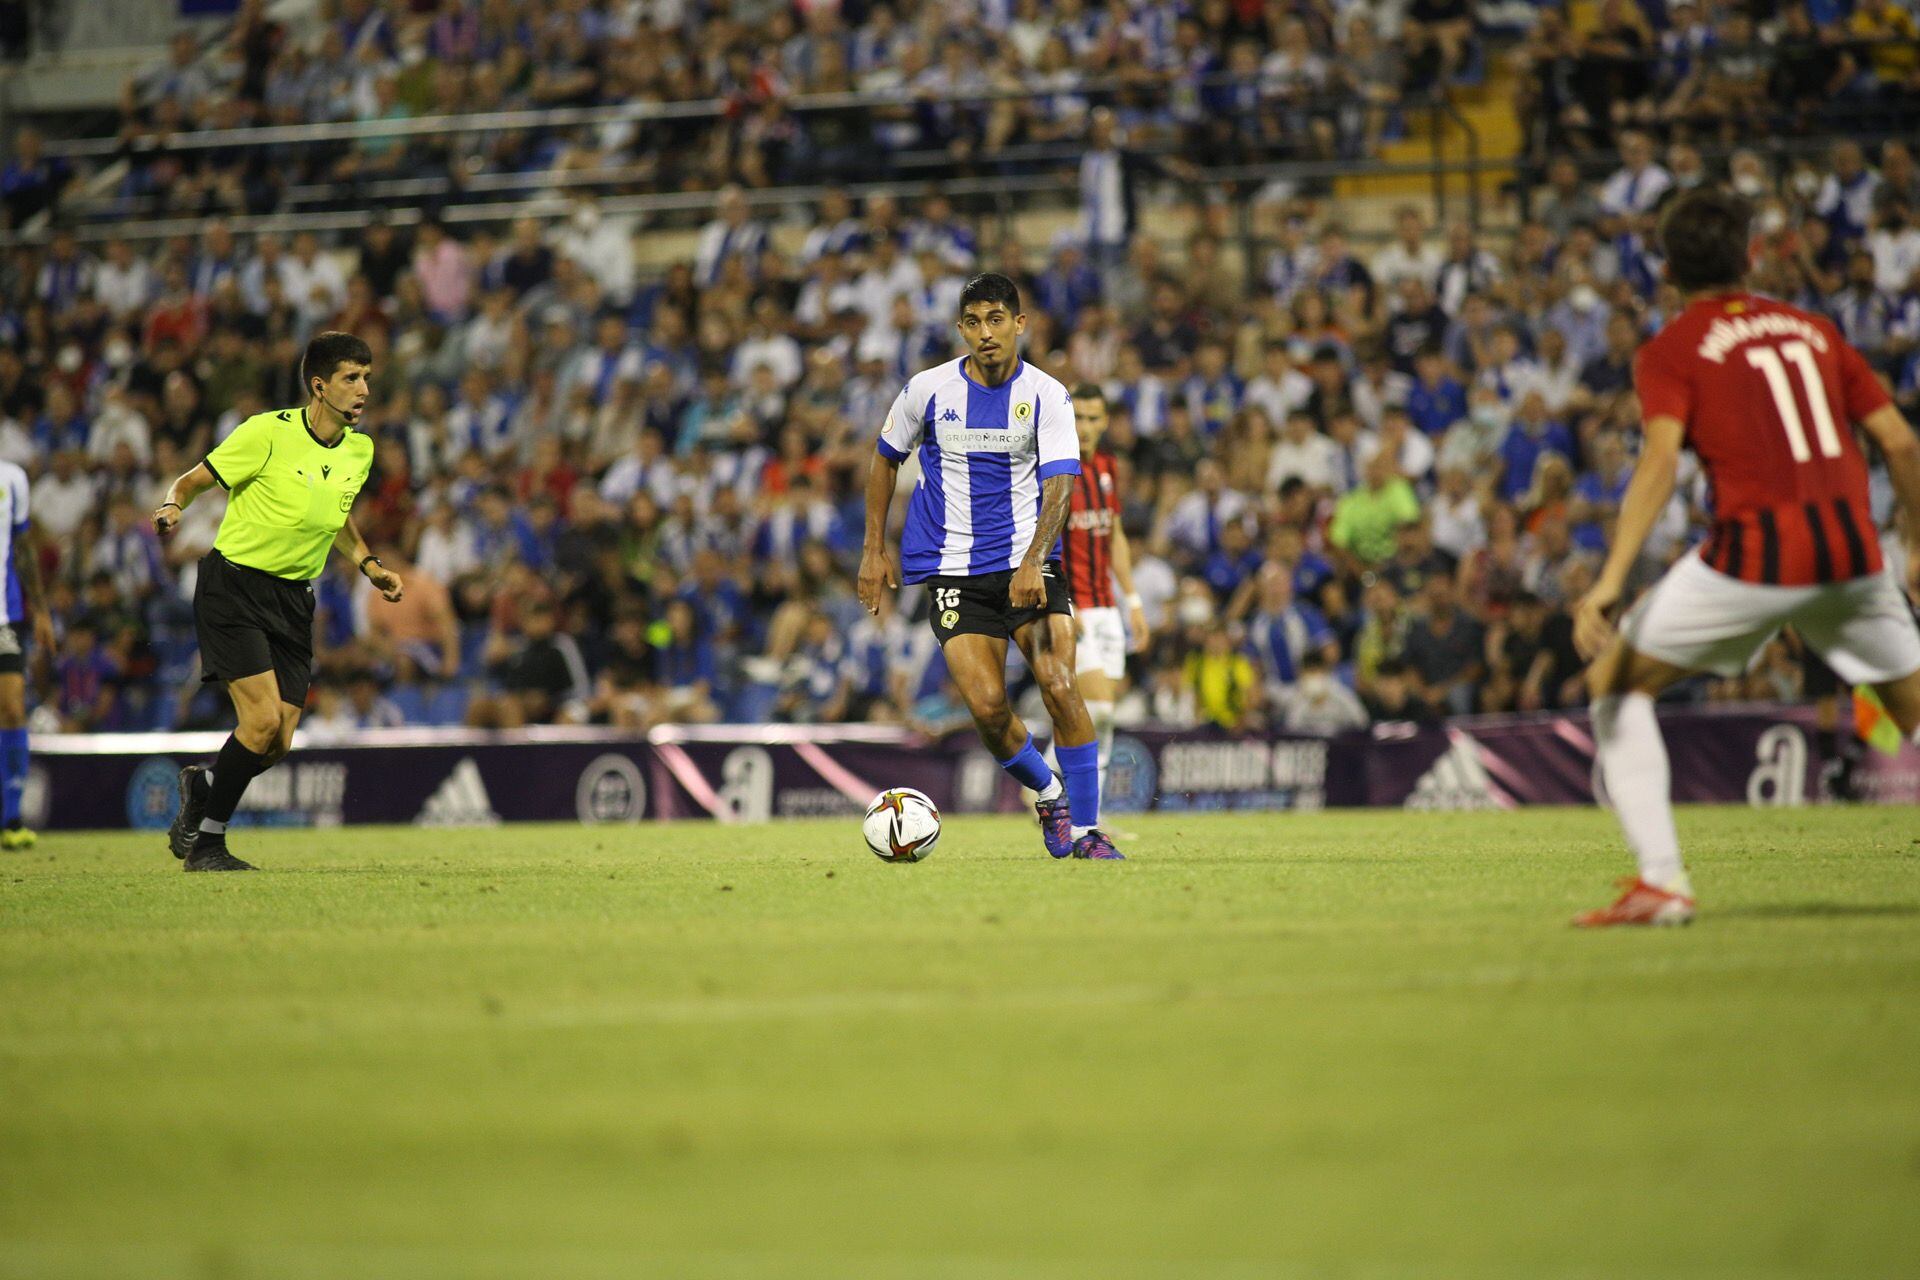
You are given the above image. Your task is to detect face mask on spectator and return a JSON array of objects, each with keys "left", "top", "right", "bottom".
[
  {"left": 1791, "top": 171, "right": 1819, "bottom": 198},
  {"left": 1568, "top": 284, "right": 1600, "bottom": 313},
  {"left": 1177, "top": 596, "right": 1213, "bottom": 627},
  {"left": 1757, "top": 206, "right": 1787, "bottom": 236},
  {"left": 104, "top": 338, "right": 133, "bottom": 367},
  {"left": 1733, "top": 173, "right": 1766, "bottom": 198},
  {"left": 55, "top": 344, "right": 82, "bottom": 374},
  {"left": 1471, "top": 402, "right": 1510, "bottom": 431}
]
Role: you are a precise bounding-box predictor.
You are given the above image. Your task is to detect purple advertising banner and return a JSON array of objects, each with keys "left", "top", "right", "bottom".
[{"left": 25, "top": 707, "right": 1920, "bottom": 831}]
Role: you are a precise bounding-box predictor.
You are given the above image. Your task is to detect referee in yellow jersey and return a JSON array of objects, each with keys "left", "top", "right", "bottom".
[{"left": 152, "top": 332, "right": 404, "bottom": 871}]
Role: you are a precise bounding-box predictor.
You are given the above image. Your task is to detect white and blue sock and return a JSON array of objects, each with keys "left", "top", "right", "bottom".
[
  {"left": 0, "top": 727, "right": 27, "bottom": 828},
  {"left": 1056, "top": 739, "right": 1101, "bottom": 839}
]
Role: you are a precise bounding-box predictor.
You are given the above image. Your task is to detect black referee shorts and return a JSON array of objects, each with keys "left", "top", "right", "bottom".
[
  {"left": 925, "top": 560, "right": 1073, "bottom": 647},
  {"left": 195, "top": 549, "right": 316, "bottom": 708}
]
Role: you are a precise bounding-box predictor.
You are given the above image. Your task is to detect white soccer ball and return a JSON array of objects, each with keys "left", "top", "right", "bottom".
[{"left": 863, "top": 787, "right": 941, "bottom": 862}]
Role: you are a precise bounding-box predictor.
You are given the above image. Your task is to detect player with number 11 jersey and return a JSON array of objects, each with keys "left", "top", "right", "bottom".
[{"left": 1573, "top": 187, "right": 1920, "bottom": 927}]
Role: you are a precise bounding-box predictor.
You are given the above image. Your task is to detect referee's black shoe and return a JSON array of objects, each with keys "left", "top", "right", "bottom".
[
  {"left": 184, "top": 835, "right": 256, "bottom": 872},
  {"left": 168, "top": 765, "right": 211, "bottom": 860}
]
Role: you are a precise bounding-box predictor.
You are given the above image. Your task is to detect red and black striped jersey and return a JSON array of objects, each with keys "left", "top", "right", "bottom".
[
  {"left": 1635, "top": 292, "right": 1887, "bottom": 586},
  {"left": 1061, "top": 451, "right": 1122, "bottom": 608}
]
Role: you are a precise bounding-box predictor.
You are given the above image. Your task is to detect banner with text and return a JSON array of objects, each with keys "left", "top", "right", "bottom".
[{"left": 27, "top": 707, "right": 1917, "bottom": 830}]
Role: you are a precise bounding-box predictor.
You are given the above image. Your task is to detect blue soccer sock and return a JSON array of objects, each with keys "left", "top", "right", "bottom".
[
  {"left": 1056, "top": 739, "right": 1100, "bottom": 837},
  {"left": 0, "top": 727, "right": 28, "bottom": 828},
  {"left": 998, "top": 733, "right": 1058, "bottom": 798}
]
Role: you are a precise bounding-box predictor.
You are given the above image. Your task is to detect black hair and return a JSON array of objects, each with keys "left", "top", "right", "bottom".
[
  {"left": 957, "top": 272, "right": 1021, "bottom": 316},
  {"left": 1658, "top": 188, "right": 1753, "bottom": 292},
  {"left": 1071, "top": 382, "right": 1107, "bottom": 407},
  {"left": 301, "top": 331, "right": 373, "bottom": 394}
]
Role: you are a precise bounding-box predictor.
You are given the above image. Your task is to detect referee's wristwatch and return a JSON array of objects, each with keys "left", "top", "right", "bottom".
[{"left": 359, "top": 554, "right": 384, "bottom": 577}]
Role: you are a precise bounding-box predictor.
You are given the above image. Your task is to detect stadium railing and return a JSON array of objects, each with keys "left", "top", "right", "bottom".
[{"left": 23, "top": 76, "right": 1490, "bottom": 248}]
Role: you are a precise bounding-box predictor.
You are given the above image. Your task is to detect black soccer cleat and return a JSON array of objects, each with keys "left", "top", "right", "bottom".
[
  {"left": 168, "top": 765, "right": 212, "bottom": 860},
  {"left": 183, "top": 837, "right": 256, "bottom": 873}
]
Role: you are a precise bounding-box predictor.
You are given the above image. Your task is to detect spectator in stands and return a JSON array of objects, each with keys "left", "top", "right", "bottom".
[
  {"left": 468, "top": 599, "right": 588, "bottom": 729},
  {"left": 1329, "top": 450, "right": 1420, "bottom": 570},
  {"left": 1405, "top": 574, "right": 1486, "bottom": 716},
  {"left": 1185, "top": 621, "right": 1262, "bottom": 733}
]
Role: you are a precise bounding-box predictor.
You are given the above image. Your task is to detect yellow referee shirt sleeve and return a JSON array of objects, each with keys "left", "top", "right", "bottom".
[{"left": 204, "top": 414, "right": 272, "bottom": 490}]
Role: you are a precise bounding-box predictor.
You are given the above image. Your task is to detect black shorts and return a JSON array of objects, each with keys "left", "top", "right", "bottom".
[
  {"left": 195, "top": 550, "right": 316, "bottom": 707},
  {"left": 925, "top": 560, "right": 1073, "bottom": 646},
  {"left": 0, "top": 623, "right": 22, "bottom": 676}
]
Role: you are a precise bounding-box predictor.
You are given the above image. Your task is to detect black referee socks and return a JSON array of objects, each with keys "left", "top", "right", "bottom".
[{"left": 203, "top": 735, "right": 272, "bottom": 829}]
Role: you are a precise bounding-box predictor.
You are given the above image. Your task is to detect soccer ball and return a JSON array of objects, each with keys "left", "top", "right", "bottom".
[{"left": 863, "top": 788, "right": 941, "bottom": 862}]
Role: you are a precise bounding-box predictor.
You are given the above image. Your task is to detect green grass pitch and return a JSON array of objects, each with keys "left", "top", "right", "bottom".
[{"left": 4, "top": 807, "right": 1920, "bottom": 1279}]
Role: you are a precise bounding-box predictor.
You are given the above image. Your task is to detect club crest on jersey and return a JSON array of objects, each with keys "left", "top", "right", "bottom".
[{"left": 1014, "top": 400, "right": 1032, "bottom": 422}]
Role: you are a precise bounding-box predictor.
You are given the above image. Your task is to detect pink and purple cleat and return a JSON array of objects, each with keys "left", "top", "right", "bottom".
[
  {"left": 1035, "top": 792, "right": 1074, "bottom": 858},
  {"left": 1072, "top": 830, "right": 1125, "bottom": 860}
]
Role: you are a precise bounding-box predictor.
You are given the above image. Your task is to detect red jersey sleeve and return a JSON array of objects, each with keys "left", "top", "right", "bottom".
[
  {"left": 1632, "top": 335, "right": 1692, "bottom": 426},
  {"left": 1836, "top": 334, "right": 1892, "bottom": 422}
]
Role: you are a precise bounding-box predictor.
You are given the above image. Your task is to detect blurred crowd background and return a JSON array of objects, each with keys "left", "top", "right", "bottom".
[{"left": 2, "top": 0, "right": 1919, "bottom": 741}]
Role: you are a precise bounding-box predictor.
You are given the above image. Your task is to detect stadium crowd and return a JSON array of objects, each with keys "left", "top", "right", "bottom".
[{"left": 4, "top": 1, "right": 1920, "bottom": 740}]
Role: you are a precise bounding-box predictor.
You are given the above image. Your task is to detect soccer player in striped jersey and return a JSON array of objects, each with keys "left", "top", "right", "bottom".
[
  {"left": 1574, "top": 188, "right": 1920, "bottom": 926},
  {"left": 858, "top": 273, "right": 1122, "bottom": 860},
  {"left": 0, "top": 460, "right": 54, "bottom": 849},
  {"left": 1056, "top": 385, "right": 1149, "bottom": 799}
]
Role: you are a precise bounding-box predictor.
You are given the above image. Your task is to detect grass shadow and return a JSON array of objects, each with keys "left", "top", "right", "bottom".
[{"left": 1720, "top": 902, "right": 1920, "bottom": 920}]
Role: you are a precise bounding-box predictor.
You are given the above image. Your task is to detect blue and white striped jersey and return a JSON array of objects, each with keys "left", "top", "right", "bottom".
[
  {"left": 876, "top": 359, "right": 1081, "bottom": 584},
  {"left": 0, "top": 461, "right": 28, "bottom": 628}
]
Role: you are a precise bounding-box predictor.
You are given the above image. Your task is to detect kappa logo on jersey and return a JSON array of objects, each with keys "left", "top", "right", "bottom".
[{"left": 940, "top": 408, "right": 961, "bottom": 423}]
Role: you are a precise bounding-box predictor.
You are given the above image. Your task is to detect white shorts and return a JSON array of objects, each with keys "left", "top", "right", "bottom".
[
  {"left": 1622, "top": 552, "right": 1920, "bottom": 684},
  {"left": 1076, "top": 606, "right": 1128, "bottom": 681}
]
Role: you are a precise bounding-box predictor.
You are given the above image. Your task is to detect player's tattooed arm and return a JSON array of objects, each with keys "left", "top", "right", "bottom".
[
  {"left": 1011, "top": 474, "right": 1075, "bottom": 608},
  {"left": 858, "top": 451, "right": 902, "bottom": 615},
  {"left": 1025, "top": 474, "right": 1075, "bottom": 567},
  {"left": 17, "top": 519, "right": 54, "bottom": 655}
]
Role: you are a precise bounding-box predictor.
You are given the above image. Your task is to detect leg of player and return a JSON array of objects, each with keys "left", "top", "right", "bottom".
[
  {"left": 1869, "top": 667, "right": 1920, "bottom": 744},
  {"left": 1074, "top": 653, "right": 1118, "bottom": 798},
  {"left": 941, "top": 632, "right": 1073, "bottom": 858},
  {"left": 1578, "top": 641, "right": 1697, "bottom": 927},
  {"left": 1017, "top": 615, "right": 1122, "bottom": 860},
  {"left": 0, "top": 667, "right": 32, "bottom": 850},
  {"left": 184, "top": 670, "right": 288, "bottom": 872}
]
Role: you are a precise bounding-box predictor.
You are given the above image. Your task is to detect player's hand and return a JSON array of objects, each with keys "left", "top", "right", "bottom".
[
  {"left": 857, "top": 547, "right": 898, "bottom": 615},
  {"left": 1127, "top": 603, "right": 1150, "bottom": 653},
  {"left": 152, "top": 502, "right": 180, "bottom": 538},
  {"left": 1009, "top": 561, "right": 1045, "bottom": 609},
  {"left": 32, "top": 611, "right": 55, "bottom": 656},
  {"left": 1573, "top": 581, "right": 1622, "bottom": 662},
  {"left": 366, "top": 563, "right": 404, "bottom": 603}
]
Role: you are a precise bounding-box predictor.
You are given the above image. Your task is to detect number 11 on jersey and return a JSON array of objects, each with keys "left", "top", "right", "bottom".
[{"left": 1746, "top": 340, "right": 1843, "bottom": 462}]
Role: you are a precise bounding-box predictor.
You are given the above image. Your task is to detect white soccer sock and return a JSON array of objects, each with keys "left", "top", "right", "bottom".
[
  {"left": 1086, "top": 699, "right": 1116, "bottom": 789},
  {"left": 1036, "top": 775, "right": 1064, "bottom": 804},
  {"left": 1592, "top": 694, "right": 1690, "bottom": 895}
]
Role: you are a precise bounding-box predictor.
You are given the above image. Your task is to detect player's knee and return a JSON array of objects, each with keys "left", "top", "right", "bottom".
[
  {"left": 969, "top": 694, "right": 1013, "bottom": 738},
  {"left": 234, "top": 706, "right": 280, "bottom": 750}
]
